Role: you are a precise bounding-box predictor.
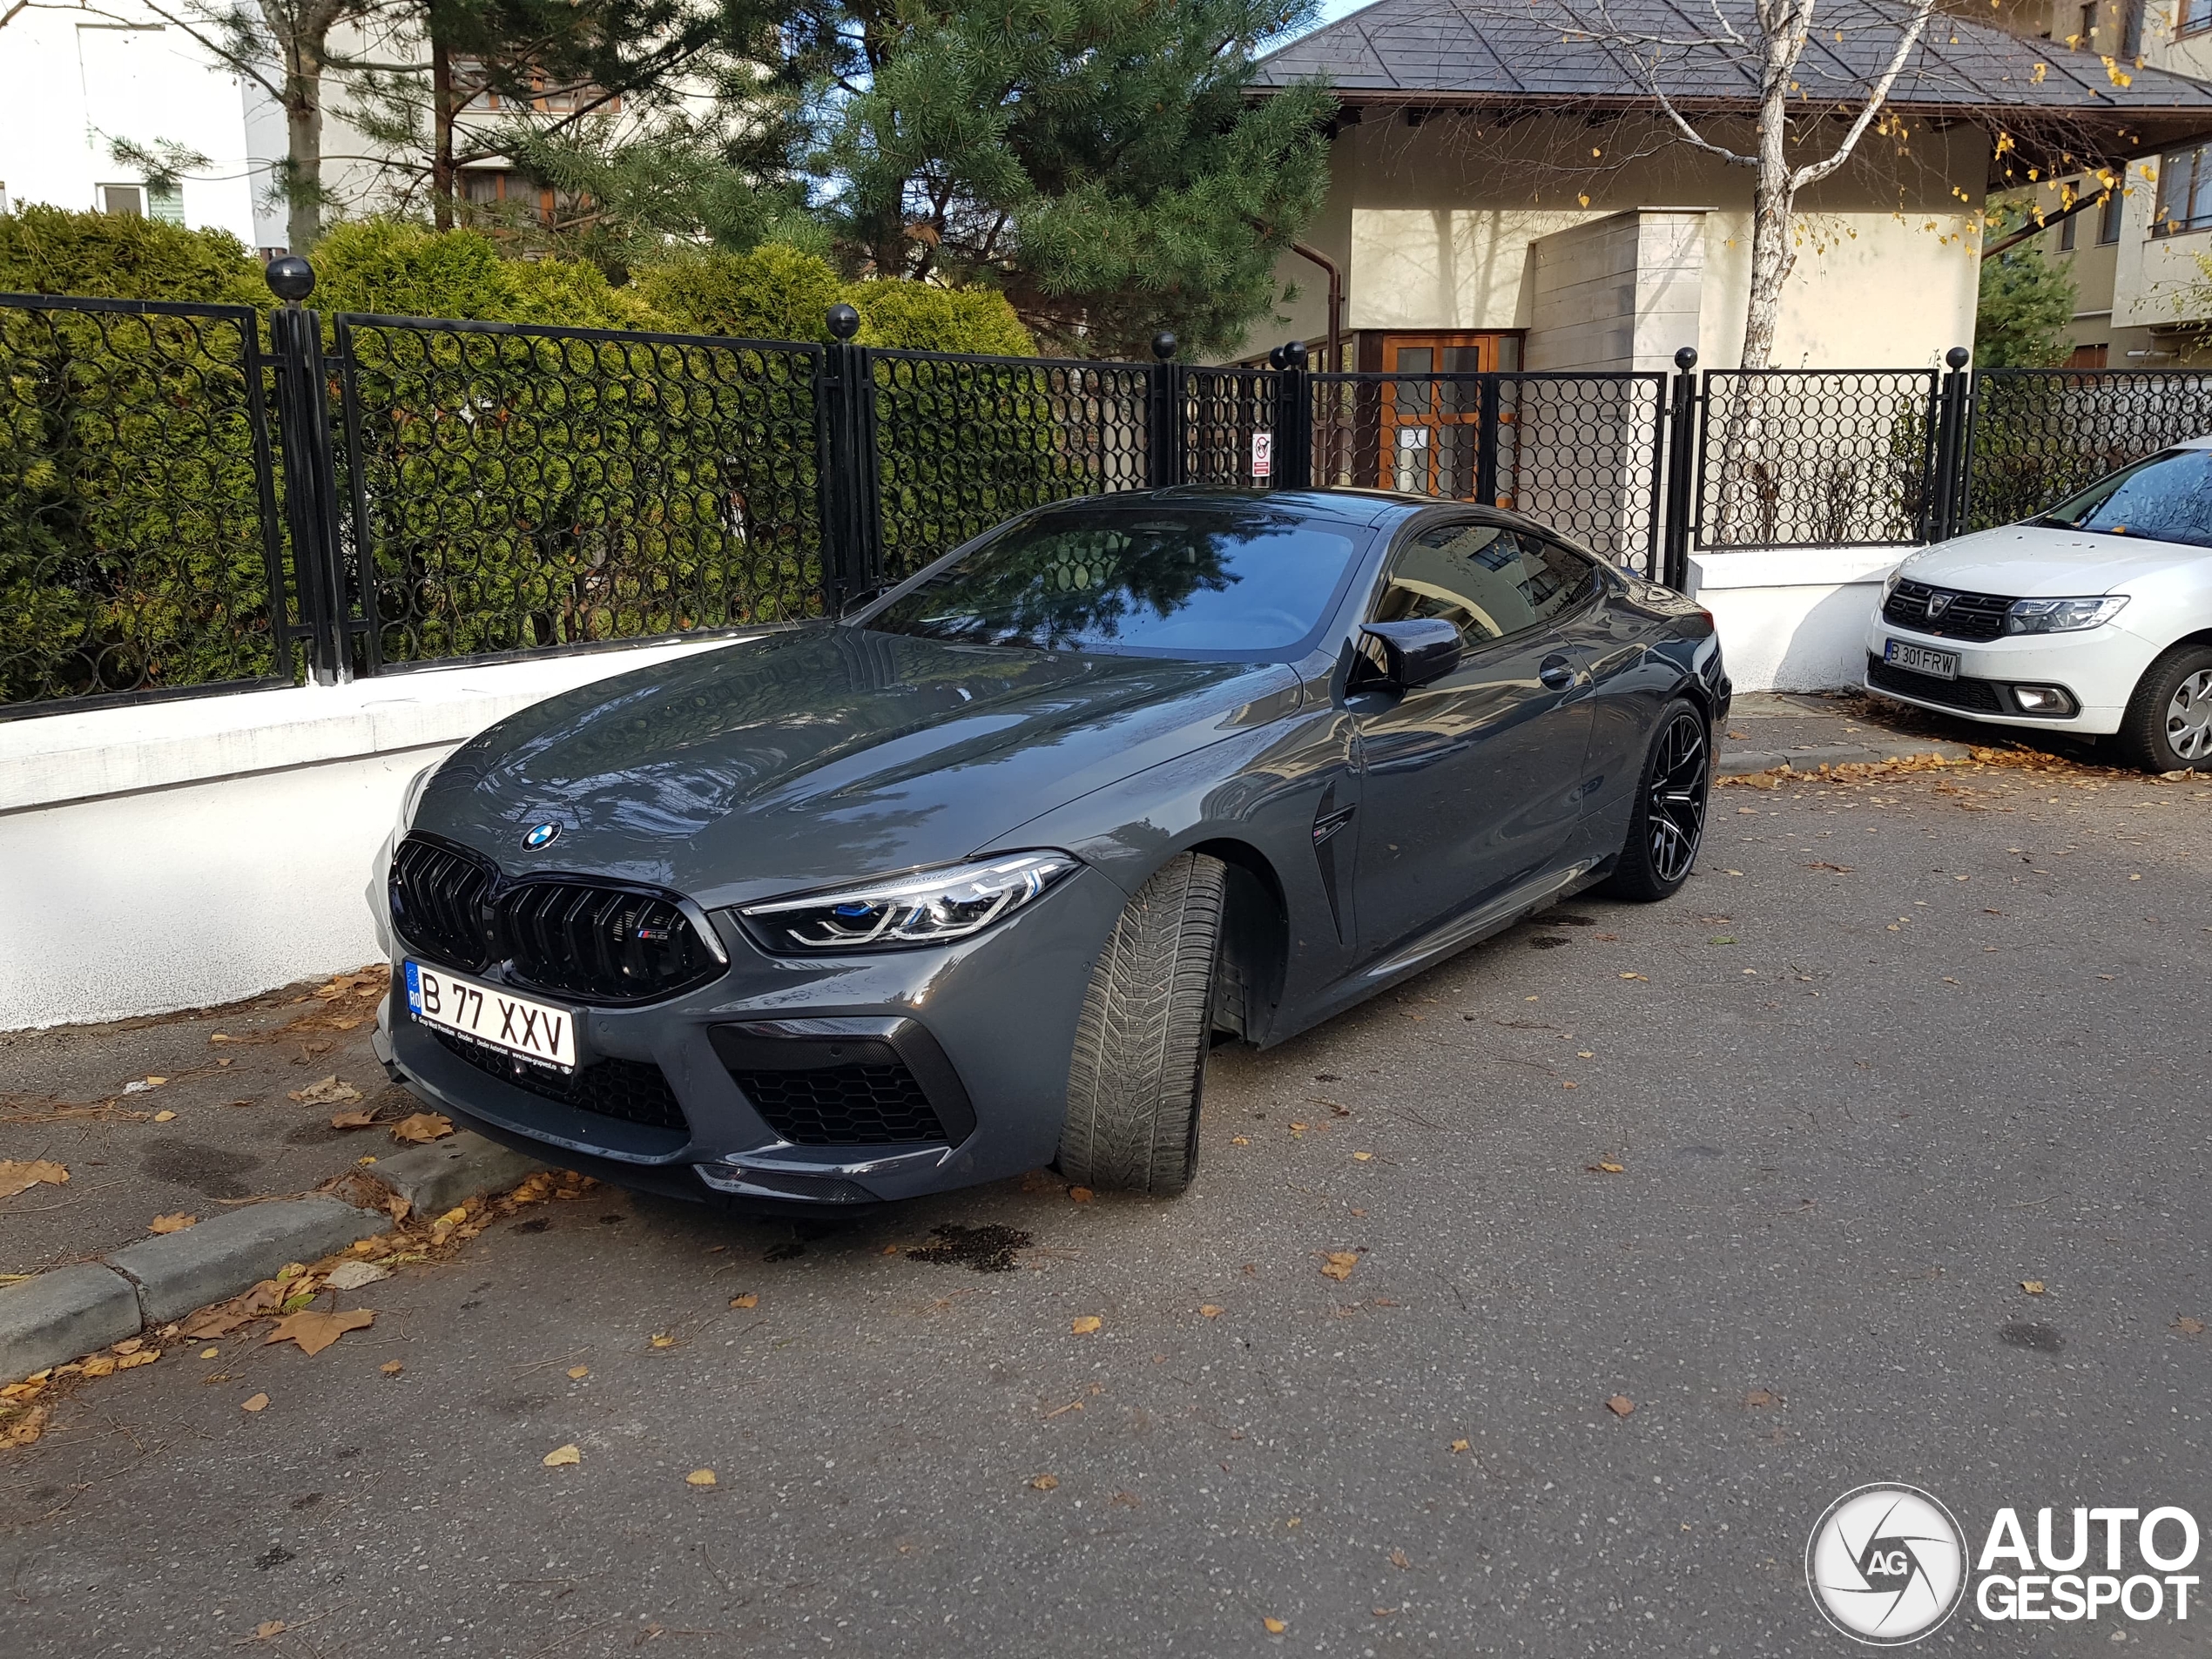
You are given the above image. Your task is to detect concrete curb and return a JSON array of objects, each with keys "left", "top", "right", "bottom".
[
  {"left": 0, "top": 1130, "right": 545, "bottom": 1383},
  {"left": 1717, "top": 736, "right": 1977, "bottom": 778},
  {"left": 368, "top": 1130, "right": 551, "bottom": 1218}
]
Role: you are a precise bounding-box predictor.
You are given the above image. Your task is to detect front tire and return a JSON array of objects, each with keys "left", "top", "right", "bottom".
[
  {"left": 1601, "top": 699, "right": 1711, "bottom": 902},
  {"left": 2116, "top": 644, "right": 2212, "bottom": 772},
  {"left": 1057, "top": 853, "right": 1225, "bottom": 1197}
]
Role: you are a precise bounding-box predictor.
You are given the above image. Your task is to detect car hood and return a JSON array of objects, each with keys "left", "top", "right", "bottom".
[
  {"left": 1893, "top": 523, "right": 2209, "bottom": 597},
  {"left": 414, "top": 625, "right": 1299, "bottom": 909}
]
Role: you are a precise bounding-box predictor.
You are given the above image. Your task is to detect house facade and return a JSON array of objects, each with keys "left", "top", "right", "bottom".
[
  {"left": 1248, "top": 0, "right": 2212, "bottom": 374},
  {"left": 1980, "top": 0, "right": 2212, "bottom": 361}
]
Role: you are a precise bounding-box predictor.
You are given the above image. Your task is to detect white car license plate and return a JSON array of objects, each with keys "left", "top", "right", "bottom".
[
  {"left": 404, "top": 961, "right": 577, "bottom": 1070},
  {"left": 1884, "top": 638, "right": 1959, "bottom": 680}
]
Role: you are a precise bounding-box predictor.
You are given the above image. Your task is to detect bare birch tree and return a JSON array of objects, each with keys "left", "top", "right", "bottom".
[{"left": 1548, "top": 0, "right": 1939, "bottom": 368}]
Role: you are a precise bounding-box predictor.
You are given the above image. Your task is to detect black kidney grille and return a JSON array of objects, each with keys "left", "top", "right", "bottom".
[
  {"left": 391, "top": 835, "right": 723, "bottom": 1004},
  {"left": 732, "top": 1062, "right": 948, "bottom": 1146},
  {"left": 500, "top": 880, "right": 721, "bottom": 1003},
  {"left": 431, "top": 1028, "right": 688, "bottom": 1131},
  {"left": 1883, "top": 579, "right": 2013, "bottom": 642},
  {"left": 389, "top": 836, "right": 494, "bottom": 971}
]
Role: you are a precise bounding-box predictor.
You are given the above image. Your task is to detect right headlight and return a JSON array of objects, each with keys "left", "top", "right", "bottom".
[
  {"left": 394, "top": 760, "right": 438, "bottom": 838},
  {"left": 2004, "top": 595, "right": 2128, "bottom": 635},
  {"left": 737, "top": 852, "right": 1078, "bottom": 954}
]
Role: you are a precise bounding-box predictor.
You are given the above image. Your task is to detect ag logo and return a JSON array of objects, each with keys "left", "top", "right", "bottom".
[{"left": 1806, "top": 1484, "right": 1967, "bottom": 1645}]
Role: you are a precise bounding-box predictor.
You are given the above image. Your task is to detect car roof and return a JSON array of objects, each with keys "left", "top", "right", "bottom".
[{"left": 1030, "top": 486, "right": 1449, "bottom": 529}]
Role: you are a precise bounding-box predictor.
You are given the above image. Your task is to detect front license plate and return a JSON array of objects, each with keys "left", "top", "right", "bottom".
[
  {"left": 1884, "top": 638, "right": 1959, "bottom": 680},
  {"left": 404, "top": 961, "right": 577, "bottom": 1070}
]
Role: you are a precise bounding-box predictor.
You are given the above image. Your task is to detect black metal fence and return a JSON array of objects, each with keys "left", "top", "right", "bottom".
[{"left": 10, "top": 260, "right": 2212, "bottom": 721}]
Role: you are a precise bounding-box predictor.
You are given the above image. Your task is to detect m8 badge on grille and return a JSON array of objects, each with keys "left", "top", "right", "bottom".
[{"left": 405, "top": 961, "right": 577, "bottom": 1070}]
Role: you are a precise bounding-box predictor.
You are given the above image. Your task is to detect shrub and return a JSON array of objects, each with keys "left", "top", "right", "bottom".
[
  {"left": 847, "top": 279, "right": 1035, "bottom": 356},
  {"left": 633, "top": 244, "right": 845, "bottom": 341},
  {"left": 0, "top": 204, "right": 262, "bottom": 305}
]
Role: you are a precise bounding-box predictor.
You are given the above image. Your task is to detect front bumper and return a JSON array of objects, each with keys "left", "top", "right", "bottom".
[
  {"left": 1860, "top": 613, "right": 2152, "bottom": 737},
  {"left": 370, "top": 864, "right": 1130, "bottom": 1209}
]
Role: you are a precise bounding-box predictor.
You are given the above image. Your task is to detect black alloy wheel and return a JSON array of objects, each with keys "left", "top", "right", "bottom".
[
  {"left": 1646, "top": 710, "right": 1709, "bottom": 883},
  {"left": 1602, "top": 698, "right": 1711, "bottom": 901}
]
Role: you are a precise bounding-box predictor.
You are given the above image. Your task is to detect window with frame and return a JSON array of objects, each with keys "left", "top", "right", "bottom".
[
  {"left": 1371, "top": 523, "right": 1595, "bottom": 647},
  {"left": 2099, "top": 187, "right": 2123, "bottom": 244},
  {"left": 2155, "top": 145, "right": 2212, "bottom": 235},
  {"left": 2182, "top": 0, "right": 2212, "bottom": 37}
]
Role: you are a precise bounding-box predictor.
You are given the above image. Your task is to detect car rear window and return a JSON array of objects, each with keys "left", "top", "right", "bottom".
[
  {"left": 860, "top": 505, "right": 1368, "bottom": 660},
  {"left": 2039, "top": 448, "right": 2212, "bottom": 549}
]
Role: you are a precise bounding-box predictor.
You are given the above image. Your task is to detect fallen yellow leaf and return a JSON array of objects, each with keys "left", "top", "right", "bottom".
[
  {"left": 1069, "top": 1186, "right": 1094, "bottom": 1203},
  {"left": 241, "top": 1393, "right": 270, "bottom": 1413},
  {"left": 116, "top": 1350, "right": 158, "bottom": 1371},
  {"left": 567, "top": 1365, "right": 590, "bottom": 1379},
  {"left": 1264, "top": 1616, "right": 1287, "bottom": 1634},
  {"left": 686, "top": 1468, "right": 717, "bottom": 1487},
  {"left": 80, "top": 1355, "right": 118, "bottom": 1378},
  {"left": 1199, "top": 1305, "right": 1224, "bottom": 1318},
  {"left": 1028, "top": 1473, "right": 1060, "bottom": 1490},
  {"left": 152, "top": 1109, "right": 177, "bottom": 1123},
  {"left": 1320, "top": 1251, "right": 1359, "bottom": 1282},
  {"left": 1589, "top": 1162, "right": 1625, "bottom": 1175},
  {"left": 0, "top": 1159, "right": 69, "bottom": 1200},
  {"left": 287, "top": 1075, "right": 361, "bottom": 1107},
  {"left": 148, "top": 1212, "right": 197, "bottom": 1233},
  {"left": 265, "top": 1307, "right": 374, "bottom": 1357},
  {"left": 1449, "top": 1439, "right": 1470, "bottom": 1453},
  {"left": 199, "top": 1346, "right": 219, "bottom": 1359},
  {"left": 728, "top": 1293, "right": 759, "bottom": 1309},
  {"left": 381, "top": 1360, "right": 404, "bottom": 1375},
  {"left": 389, "top": 1111, "right": 454, "bottom": 1145},
  {"left": 2021, "top": 1280, "right": 2046, "bottom": 1295},
  {"left": 1070, "top": 1315, "right": 1103, "bottom": 1335},
  {"left": 1352, "top": 1151, "right": 1373, "bottom": 1162},
  {"left": 543, "top": 1443, "right": 581, "bottom": 1467},
  {"left": 650, "top": 1332, "right": 678, "bottom": 1348},
  {"left": 1620, "top": 972, "right": 1648, "bottom": 981},
  {"left": 329, "top": 1109, "right": 377, "bottom": 1130},
  {"left": 2176, "top": 1317, "right": 2205, "bottom": 1336},
  {"left": 1606, "top": 1395, "right": 1635, "bottom": 1417},
  {"left": 436, "top": 1206, "right": 468, "bottom": 1227},
  {"left": 253, "top": 1621, "right": 287, "bottom": 1640}
]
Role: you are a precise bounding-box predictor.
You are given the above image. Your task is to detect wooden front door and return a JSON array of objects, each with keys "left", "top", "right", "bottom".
[{"left": 1377, "top": 334, "right": 1506, "bottom": 500}]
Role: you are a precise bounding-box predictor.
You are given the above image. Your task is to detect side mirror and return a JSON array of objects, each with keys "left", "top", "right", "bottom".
[{"left": 1354, "top": 619, "right": 1462, "bottom": 691}]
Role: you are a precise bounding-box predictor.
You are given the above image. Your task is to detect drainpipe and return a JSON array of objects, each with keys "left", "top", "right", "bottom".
[
  {"left": 2123, "top": 0, "right": 2146, "bottom": 62},
  {"left": 1291, "top": 242, "right": 1344, "bottom": 373}
]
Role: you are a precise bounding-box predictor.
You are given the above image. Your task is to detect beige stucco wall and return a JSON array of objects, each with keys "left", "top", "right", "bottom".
[{"left": 1256, "top": 113, "right": 1987, "bottom": 371}]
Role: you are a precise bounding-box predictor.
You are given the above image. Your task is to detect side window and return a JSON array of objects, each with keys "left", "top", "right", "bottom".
[
  {"left": 1371, "top": 522, "right": 1584, "bottom": 646},
  {"left": 1519, "top": 535, "right": 1601, "bottom": 624}
]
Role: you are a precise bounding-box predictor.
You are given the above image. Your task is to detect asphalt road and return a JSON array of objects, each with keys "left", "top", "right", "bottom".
[{"left": 3, "top": 750, "right": 2209, "bottom": 1657}]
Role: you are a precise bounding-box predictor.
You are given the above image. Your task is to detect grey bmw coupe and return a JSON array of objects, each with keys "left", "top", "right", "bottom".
[{"left": 370, "top": 489, "right": 1727, "bottom": 1209}]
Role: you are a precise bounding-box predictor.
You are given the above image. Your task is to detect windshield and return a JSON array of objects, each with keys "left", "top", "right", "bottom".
[
  {"left": 860, "top": 505, "right": 1368, "bottom": 660},
  {"left": 2038, "top": 448, "right": 2212, "bottom": 549}
]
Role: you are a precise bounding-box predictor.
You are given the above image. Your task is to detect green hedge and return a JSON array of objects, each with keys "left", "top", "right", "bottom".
[{"left": 2, "top": 214, "right": 1086, "bottom": 703}]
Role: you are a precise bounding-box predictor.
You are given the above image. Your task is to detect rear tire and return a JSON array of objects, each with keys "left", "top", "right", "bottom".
[
  {"left": 1601, "top": 699, "right": 1711, "bottom": 903},
  {"left": 1057, "top": 853, "right": 1225, "bottom": 1197},
  {"left": 2116, "top": 644, "right": 2212, "bottom": 772}
]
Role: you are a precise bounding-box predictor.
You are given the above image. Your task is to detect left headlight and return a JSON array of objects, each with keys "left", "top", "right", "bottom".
[
  {"left": 2004, "top": 595, "right": 2128, "bottom": 635},
  {"left": 738, "top": 852, "right": 1078, "bottom": 953}
]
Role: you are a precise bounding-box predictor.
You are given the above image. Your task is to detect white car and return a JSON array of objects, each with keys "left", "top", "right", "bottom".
[{"left": 1865, "top": 439, "right": 2212, "bottom": 771}]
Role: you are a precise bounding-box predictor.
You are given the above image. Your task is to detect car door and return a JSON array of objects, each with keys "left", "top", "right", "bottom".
[{"left": 1347, "top": 517, "right": 1595, "bottom": 960}]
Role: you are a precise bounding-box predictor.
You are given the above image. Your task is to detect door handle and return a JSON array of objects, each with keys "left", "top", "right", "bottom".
[{"left": 1539, "top": 654, "right": 1575, "bottom": 690}]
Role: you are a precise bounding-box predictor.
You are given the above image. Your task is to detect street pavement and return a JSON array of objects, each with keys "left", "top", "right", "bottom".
[{"left": 3, "top": 738, "right": 2209, "bottom": 1656}]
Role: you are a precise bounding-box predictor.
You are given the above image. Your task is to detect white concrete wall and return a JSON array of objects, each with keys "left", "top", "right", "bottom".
[
  {"left": 1523, "top": 210, "right": 1708, "bottom": 374},
  {"left": 1688, "top": 547, "right": 1905, "bottom": 693},
  {"left": 0, "top": 0, "right": 273, "bottom": 246},
  {"left": 0, "top": 637, "right": 745, "bottom": 1032}
]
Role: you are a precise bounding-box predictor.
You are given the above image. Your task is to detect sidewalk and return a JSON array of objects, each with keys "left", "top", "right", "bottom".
[{"left": 1718, "top": 688, "right": 2016, "bottom": 776}]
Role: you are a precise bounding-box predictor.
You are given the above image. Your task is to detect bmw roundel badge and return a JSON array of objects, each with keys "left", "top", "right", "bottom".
[{"left": 522, "top": 821, "right": 562, "bottom": 851}]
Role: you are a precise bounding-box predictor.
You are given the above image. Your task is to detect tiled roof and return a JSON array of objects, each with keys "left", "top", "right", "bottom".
[{"left": 1254, "top": 0, "right": 2212, "bottom": 122}]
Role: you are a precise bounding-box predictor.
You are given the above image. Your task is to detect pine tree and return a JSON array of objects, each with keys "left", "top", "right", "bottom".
[
  {"left": 801, "top": 0, "right": 1333, "bottom": 356},
  {"left": 1976, "top": 238, "right": 2078, "bottom": 369}
]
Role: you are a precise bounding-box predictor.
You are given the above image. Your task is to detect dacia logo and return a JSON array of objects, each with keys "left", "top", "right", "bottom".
[
  {"left": 521, "top": 821, "right": 562, "bottom": 851},
  {"left": 1925, "top": 590, "right": 1956, "bottom": 620}
]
